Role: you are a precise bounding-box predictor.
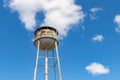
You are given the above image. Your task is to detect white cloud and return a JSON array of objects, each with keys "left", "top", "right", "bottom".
[
  {"left": 5, "top": 0, "right": 85, "bottom": 39},
  {"left": 90, "top": 8, "right": 103, "bottom": 13},
  {"left": 85, "top": 62, "right": 110, "bottom": 75},
  {"left": 92, "top": 35, "right": 104, "bottom": 42},
  {"left": 90, "top": 7, "right": 103, "bottom": 20},
  {"left": 114, "top": 15, "right": 120, "bottom": 33}
]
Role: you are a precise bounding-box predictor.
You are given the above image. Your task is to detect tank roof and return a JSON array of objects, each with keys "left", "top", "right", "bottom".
[{"left": 34, "top": 26, "right": 58, "bottom": 36}]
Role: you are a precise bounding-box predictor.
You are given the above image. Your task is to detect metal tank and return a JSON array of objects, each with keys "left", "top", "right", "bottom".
[{"left": 34, "top": 26, "right": 58, "bottom": 50}]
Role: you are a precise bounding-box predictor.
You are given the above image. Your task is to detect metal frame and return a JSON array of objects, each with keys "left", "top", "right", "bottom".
[{"left": 33, "top": 40, "right": 62, "bottom": 80}]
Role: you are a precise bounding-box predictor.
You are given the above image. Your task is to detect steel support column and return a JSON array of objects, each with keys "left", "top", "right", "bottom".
[
  {"left": 45, "top": 49, "right": 48, "bottom": 80},
  {"left": 33, "top": 40, "right": 40, "bottom": 80},
  {"left": 55, "top": 41, "right": 62, "bottom": 80}
]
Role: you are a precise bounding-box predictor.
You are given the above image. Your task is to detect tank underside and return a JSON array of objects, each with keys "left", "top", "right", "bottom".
[{"left": 34, "top": 37, "right": 57, "bottom": 50}]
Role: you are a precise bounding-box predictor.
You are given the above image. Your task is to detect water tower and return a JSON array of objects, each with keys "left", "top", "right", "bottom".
[{"left": 33, "top": 26, "right": 62, "bottom": 80}]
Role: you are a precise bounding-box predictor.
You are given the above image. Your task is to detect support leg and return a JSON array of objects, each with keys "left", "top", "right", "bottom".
[
  {"left": 33, "top": 40, "right": 40, "bottom": 80},
  {"left": 45, "top": 50, "right": 48, "bottom": 80},
  {"left": 55, "top": 41, "right": 62, "bottom": 80}
]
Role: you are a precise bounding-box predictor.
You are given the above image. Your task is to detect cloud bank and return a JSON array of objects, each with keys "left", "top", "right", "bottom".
[
  {"left": 6, "top": 0, "right": 85, "bottom": 38},
  {"left": 85, "top": 62, "right": 110, "bottom": 75},
  {"left": 114, "top": 15, "right": 120, "bottom": 33},
  {"left": 92, "top": 35, "right": 104, "bottom": 42}
]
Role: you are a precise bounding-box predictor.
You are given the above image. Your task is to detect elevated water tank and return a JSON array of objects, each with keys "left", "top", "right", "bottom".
[{"left": 34, "top": 26, "right": 58, "bottom": 50}]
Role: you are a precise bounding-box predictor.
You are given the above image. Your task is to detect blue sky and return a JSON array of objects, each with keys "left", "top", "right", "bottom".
[{"left": 0, "top": 0, "right": 120, "bottom": 80}]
